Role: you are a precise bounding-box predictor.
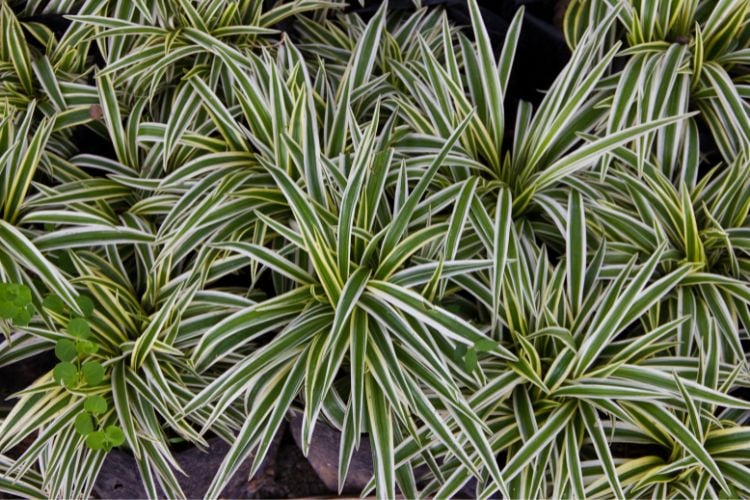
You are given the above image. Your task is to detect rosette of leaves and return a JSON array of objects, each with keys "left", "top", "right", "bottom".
[
  {"left": 0, "top": 0, "right": 749, "bottom": 498},
  {"left": 571, "top": 32, "right": 750, "bottom": 370},
  {"left": 563, "top": 0, "right": 750, "bottom": 164},
  {"left": 173, "top": 22, "right": 521, "bottom": 494},
  {"left": 390, "top": 0, "right": 694, "bottom": 273},
  {"left": 0, "top": 3, "right": 106, "bottom": 142},
  {"left": 589, "top": 156, "right": 750, "bottom": 366},
  {"left": 70, "top": 0, "right": 345, "bottom": 109},
  {"left": 417, "top": 191, "right": 750, "bottom": 498},
  {"left": 0, "top": 248, "right": 223, "bottom": 499},
  {"left": 0, "top": 104, "right": 83, "bottom": 311}
]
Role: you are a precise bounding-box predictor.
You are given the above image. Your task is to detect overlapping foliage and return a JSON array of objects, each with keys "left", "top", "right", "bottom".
[{"left": 1, "top": 0, "right": 749, "bottom": 498}]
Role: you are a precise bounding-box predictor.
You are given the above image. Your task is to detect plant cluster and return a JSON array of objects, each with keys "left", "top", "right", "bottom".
[{"left": 1, "top": 0, "right": 750, "bottom": 498}]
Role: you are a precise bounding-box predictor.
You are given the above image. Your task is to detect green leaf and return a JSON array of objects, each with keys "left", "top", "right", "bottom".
[
  {"left": 347, "top": 1, "right": 387, "bottom": 93},
  {"left": 74, "top": 412, "right": 94, "bottom": 435},
  {"left": 43, "top": 294, "right": 65, "bottom": 314},
  {"left": 464, "top": 347, "right": 478, "bottom": 372},
  {"left": 0, "top": 301, "right": 18, "bottom": 320},
  {"left": 564, "top": 419, "right": 585, "bottom": 499},
  {"left": 68, "top": 318, "right": 90, "bottom": 339},
  {"left": 84, "top": 395, "right": 108, "bottom": 415},
  {"left": 105, "top": 425, "right": 125, "bottom": 447},
  {"left": 2, "top": 4, "right": 34, "bottom": 94},
  {"left": 12, "top": 285, "right": 31, "bottom": 306},
  {"left": 85, "top": 431, "right": 106, "bottom": 450},
  {"left": 54, "top": 339, "right": 77, "bottom": 362},
  {"left": 96, "top": 72, "right": 134, "bottom": 168},
  {"left": 567, "top": 190, "right": 586, "bottom": 314},
  {"left": 580, "top": 401, "right": 625, "bottom": 500},
  {"left": 81, "top": 362, "right": 104, "bottom": 386},
  {"left": 213, "top": 241, "right": 315, "bottom": 285},
  {"left": 76, "top": 340, "right": 99, "bottom": 356},
  {"left": 12, "top": 307, "right": 32, "bottom": 326},
  {"left": 111, "top": 362, "right": 138, "bottom": 456},
  {"left": 366, "top": 375, "right": 395, "bottom": 500},
  {"left": 474, "top": 339, "right": 498, "bottom": 352},
  {"left": 0, "top": 283, "right": 32, "bottom": 324},
  {"left": 53, "top": 362, "right": 78, "bottom": 387},
  {"left": 498, "top": 7, "right": 524, "bottom": 95},
  {"left": 467, "top": 0, "right": 505, "bottom": 149},
  {"left": 492, "top": 187, "right": 513, "bottom": 333},
  {"left": 0, "top": 283, "right": 18, "bottom": 301},
  {"left": 32, "top": 56, "right": 66, "bottom": 111}
]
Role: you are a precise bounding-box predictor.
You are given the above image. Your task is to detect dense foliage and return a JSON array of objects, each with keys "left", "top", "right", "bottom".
[{"left": 1, "top": 0, "right": 750, "bottom": 498}]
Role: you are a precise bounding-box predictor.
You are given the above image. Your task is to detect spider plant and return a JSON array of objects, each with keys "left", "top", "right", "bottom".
[
  {"left": 1, "top": 0, "right": 749, "bottom": 498},
  {"left": 172, "top": 14, "right": 517, "bottom": 496},
  {"left": 564, "top": 0, "right": 750, "bottom": 164},
  {"left": 418, "top": 191, "right": 750, "bottom": 498}
]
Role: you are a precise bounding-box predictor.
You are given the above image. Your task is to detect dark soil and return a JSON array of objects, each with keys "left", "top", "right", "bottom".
[
  {"left": 249, "top": 424, "right": 332, "bottom": 499},
  {"left": 0, "top": 352, "right": 55, "bottom": 420}
]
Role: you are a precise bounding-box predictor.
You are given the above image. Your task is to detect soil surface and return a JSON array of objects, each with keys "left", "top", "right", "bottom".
[{"left": 249, "top": 424, "right": 332, "bottom": 498}]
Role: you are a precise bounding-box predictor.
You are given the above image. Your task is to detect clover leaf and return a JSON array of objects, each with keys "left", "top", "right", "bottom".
[
  {"left": 81, "top": 361, "right": 104, "bottom": 386},
  {"left": 68, "top": 317, "right": 90, "bottom": 339},
  {"left": 0, "top": 283, "right": 15, "bottom": 302},
  {"left": 0, "top": 283, "right": 34, "bottom": 325},
  {"left": 13, "top": 286, "right": 31, "bottom": 306},
  {"left": 0, "top": 301, "right": 16, "bottom": 319},
  {"left": 54, "top": 339, "right": 77, "bottom": 362},
  {"left": 85, "top": 431, "right": 107, "bottom": 450},
  {"left": 84, "top": 426, "right": 125, "bottom": 451},
  {"left": 105, "top": 425, "right": 125, "bottom": 447},
  {"left": 11, "top": 306, "right": 33, "bottom": 326},
  {"left": 84, "top": 395, "right": 108, "bottom": 415},
  {"left": 74, "top": 412, "right": 94, "bottom": 435},
  {"left": 53, "top": 362, "right": 78, "bottom": 387},
  {"left": 76, "top": 339, "right": 98, "bottom": 356},
  {"left": 43, "top": 294, "right": 65, "bottom": 314}
]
